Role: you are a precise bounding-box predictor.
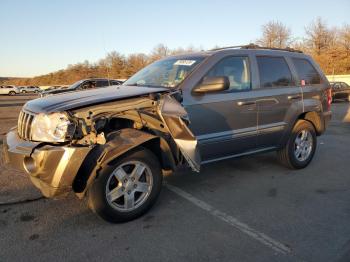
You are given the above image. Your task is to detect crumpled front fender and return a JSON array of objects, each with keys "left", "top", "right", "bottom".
[
  {"left": 158, "top": 94, "right": 201, "bottom": 172},
  {"left": 73, "top": 128, "right": 175, "bottom": 198}
]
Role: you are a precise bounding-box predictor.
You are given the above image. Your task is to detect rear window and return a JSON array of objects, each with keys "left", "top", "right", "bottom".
[
  {"left": 292, "top": 58, "right": 321, "bottom": 85},
  {"left": 257, "top": 56, "right": 293, "bottom": 88}
]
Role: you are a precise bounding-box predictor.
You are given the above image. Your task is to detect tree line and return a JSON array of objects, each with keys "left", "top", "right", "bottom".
[
  {"left": 256, "top": 18, "right": 350, "bottom": 75},
  {"left": 2, "top": 17, "right": 349, "bottom": 86}
]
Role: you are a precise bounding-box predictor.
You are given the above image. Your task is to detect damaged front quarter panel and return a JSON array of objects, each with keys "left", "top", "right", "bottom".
[
  {"left": 72, "top": 92, "right": 200, "bottom": 171},
  {"left": 70, "top": 92, "right": 201, "bottom": 197},
  {"left": 157, "top": 94, "right": 201, "bottom": 172}
]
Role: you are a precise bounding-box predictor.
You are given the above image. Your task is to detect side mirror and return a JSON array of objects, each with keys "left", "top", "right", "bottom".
[{"left": 193, "top": 76, "right": 229, "bottom": 94}]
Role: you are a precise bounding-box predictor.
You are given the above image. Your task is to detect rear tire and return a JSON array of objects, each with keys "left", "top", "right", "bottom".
[
  {"left": 277, "top": 120, "right": 317, "bottom": 169},
  {"left": 87, "top": 147, "right": 162, "bottom": 223},
  {"left": 8, "top": 91, "right": 15, "bottom": 95}
]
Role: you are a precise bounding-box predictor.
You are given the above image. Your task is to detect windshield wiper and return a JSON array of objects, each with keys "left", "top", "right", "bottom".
[{"left": 125, "top": 83, "right": 167, "bottom": 88}]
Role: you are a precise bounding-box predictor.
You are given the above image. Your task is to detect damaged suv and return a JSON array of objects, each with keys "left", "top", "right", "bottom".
[{"left": 3, "top": 45, "right": 332, "bottom": 223}]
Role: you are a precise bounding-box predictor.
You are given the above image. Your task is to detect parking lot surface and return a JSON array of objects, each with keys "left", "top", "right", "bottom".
[{"left": 0, "top": 96, "right": 350, "bottom": 262}]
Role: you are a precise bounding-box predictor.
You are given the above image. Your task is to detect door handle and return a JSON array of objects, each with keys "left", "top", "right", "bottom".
[
  {"left": 237, "top": 101, "right": 256, "bottom": 106},
  {"left": 287, "top": 95, "right": 301, "bottom": 100}
]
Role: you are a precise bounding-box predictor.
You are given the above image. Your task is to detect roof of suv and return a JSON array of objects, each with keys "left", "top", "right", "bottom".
[
  {"left": 167, "top": 44, "right": 307, "bottom": 60},
  {"left": 80, "top": 78, "right": 120, "bottom": 82}
]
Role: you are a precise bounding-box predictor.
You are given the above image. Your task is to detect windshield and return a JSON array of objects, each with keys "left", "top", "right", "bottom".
[
  {"left": 68, "top": 80, "right": 84, "bottom": 89},
  {"left": 123, "top": 57, "right": 205, "bottom": 88}
]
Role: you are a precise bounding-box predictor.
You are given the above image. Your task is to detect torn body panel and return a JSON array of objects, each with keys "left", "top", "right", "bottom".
[
  {"left": 71, "top": 94, "right": 200, "bottom": 172},
  {"left": 2, "top": 93, "right": 200, "bottom": 199},
  {"left": 157, "top": 94, "right": 201, "bottom": 172}
]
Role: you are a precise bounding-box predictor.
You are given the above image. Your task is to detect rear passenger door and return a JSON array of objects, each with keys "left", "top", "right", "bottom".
[{"left": 255, "top": 56, "right": 302, "bottom": 148}]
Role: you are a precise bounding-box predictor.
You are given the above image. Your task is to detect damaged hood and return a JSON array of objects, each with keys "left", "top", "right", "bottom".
[{"left": 24, "top": 85, "right": 169, "bottom": 113}]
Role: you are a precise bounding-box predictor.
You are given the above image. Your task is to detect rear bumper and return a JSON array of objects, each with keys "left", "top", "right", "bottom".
[{"left": 2, "top": 128, "right": 91, "bottom": 198}]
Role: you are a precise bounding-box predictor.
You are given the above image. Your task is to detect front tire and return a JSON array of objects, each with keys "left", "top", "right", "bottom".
[
  {"left": 277, "top": 120, "right": 317, "bottom": 169},
  {"left": 87, "top": 148, "right": 162, "bottom": 223},
  {"left": 9, "top": 91, "right": 15, "bottom": 95}
]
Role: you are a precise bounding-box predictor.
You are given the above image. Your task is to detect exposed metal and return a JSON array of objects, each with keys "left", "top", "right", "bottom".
[{"left": 158, "top": 94, "right": 200, "bottom": 172}]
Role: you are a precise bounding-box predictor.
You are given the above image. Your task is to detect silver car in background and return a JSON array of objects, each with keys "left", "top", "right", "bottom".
[{"left": 19, "top": 86, "right": 41, "bottom": 94}]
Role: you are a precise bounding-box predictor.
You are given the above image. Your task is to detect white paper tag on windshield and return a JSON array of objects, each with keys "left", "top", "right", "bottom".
[{"left": 174, "top": 60, "right": 196, "bottom": 66}]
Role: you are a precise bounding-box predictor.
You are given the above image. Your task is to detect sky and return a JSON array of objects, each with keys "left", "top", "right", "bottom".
[{"left": 1, "top": 0, "right": 349, "bottom": 77}]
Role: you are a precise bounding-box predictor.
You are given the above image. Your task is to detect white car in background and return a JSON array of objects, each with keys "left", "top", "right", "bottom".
[
  {"left": 0, "top": 85, "right": 20, "bottom": 95},
  {"left": 19, "top": 86, "right": 41, "bottom": 94}
]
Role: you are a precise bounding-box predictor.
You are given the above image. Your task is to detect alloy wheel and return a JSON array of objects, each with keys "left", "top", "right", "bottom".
[
  {"left": 294, "top": 129, "right": 313, "bottom": 162},
  {"left": 105, "top": 161, "right": 153, "bottom": 212}
]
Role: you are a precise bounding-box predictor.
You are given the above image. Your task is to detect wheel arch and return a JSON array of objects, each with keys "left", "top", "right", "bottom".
[
  {"left": 297, "top": 111, "right": 323, "bottom": 136},
  {"left": 72, "top": 128, "right": 176, "bottom": 198},
  {"left": 280, "top": 110, "right": 323, "bottom": 147}
]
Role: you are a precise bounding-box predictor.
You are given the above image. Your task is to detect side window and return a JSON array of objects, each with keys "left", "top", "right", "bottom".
[
  {"left": 257, "top": 56, "right": 293, "bottom": 88},
  {"left": 82, "top": 81, "right": 97, "bottom": 89},
  {"left": 205, "top": 56, "right": 251, "bottom": 92},
  {"left": 81, "top": 82, "right": 89, "bottom": 89},
  {"left": 96, "top": 80, "right": 109, "bottom": 87},
  {"left": 292, "top": 58, "right": 321, "bottom": 85},
  {"left": 341, "top": 82, "right": 349, "bottom": 89},
  {"left": 111, "top": 80, "right": 121, "bottom": 85}
]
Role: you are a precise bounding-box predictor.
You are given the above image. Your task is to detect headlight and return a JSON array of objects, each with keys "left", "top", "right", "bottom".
[{"left": 31, "top": 112, "right": 71, "bottom": 142}]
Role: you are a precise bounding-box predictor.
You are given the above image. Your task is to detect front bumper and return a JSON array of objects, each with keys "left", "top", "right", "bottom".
[{"left": 2, "top": 128, "right": 91, "bottom": 198}]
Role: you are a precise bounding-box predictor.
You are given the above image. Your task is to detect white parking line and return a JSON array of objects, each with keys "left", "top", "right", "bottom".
[{"left": 165, "top": 184, "right": 292, "bottom": 255}]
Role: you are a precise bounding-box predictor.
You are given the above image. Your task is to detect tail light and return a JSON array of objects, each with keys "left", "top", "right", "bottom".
[{"left": 326, "top": 88, "right": 332, "bottom": 110}]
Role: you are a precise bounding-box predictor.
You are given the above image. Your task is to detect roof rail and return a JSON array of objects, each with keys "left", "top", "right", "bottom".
[{"left": 209, "top": 43, "right": 303, "bottom": 53}]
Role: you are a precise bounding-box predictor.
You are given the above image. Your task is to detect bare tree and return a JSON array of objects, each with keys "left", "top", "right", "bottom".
[
  {"left": 123, "top": 53, "right": 149, "bottom": 78},
  {"left": 304, "top": 17, "right": 336, "bottom": 55},
  {"left": 149, "top": 44, "right": 169, "bottom": 62},
  {"left": 339, "top": 24, "right": 350, "bottom": 56},
  {"left": 256, "top": 21, "right": 293, "bottom": 48}
]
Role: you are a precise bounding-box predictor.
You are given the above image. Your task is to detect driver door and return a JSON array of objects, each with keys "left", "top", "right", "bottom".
[{"left": 184, "top": 55, "right": 258, "bottom": 162}]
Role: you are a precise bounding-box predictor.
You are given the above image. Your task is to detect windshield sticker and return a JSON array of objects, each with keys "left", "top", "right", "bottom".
[{"left": 174, "top": 60, "right": 196, "bottom": 66}]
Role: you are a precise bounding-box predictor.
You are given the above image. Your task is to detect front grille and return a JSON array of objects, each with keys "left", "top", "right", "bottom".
[{"left": 18, "top": 111, "right": 35, "bottom": 140}]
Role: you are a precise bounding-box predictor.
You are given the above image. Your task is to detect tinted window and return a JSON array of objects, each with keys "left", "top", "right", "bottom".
[
  {"left": 96, "top": 80, "right": 110, "bottom": 87},
  {"left": 81, "top": 81, "right": 97, "bottom": 89},
  {"left": 292, "top": 58, "right": 321, "bottom": 85},
  {"left": 333, "top": 83, "right": 341, "bottom": 90},
  {"left": 257, "top": 56, "right": 293, "bottom": 88},
  {"left": 341, "top": 82, "right": 350, "bottom": 89},
  {"left": 205, "top": 56, "right": 251, "bottom": 91}
]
